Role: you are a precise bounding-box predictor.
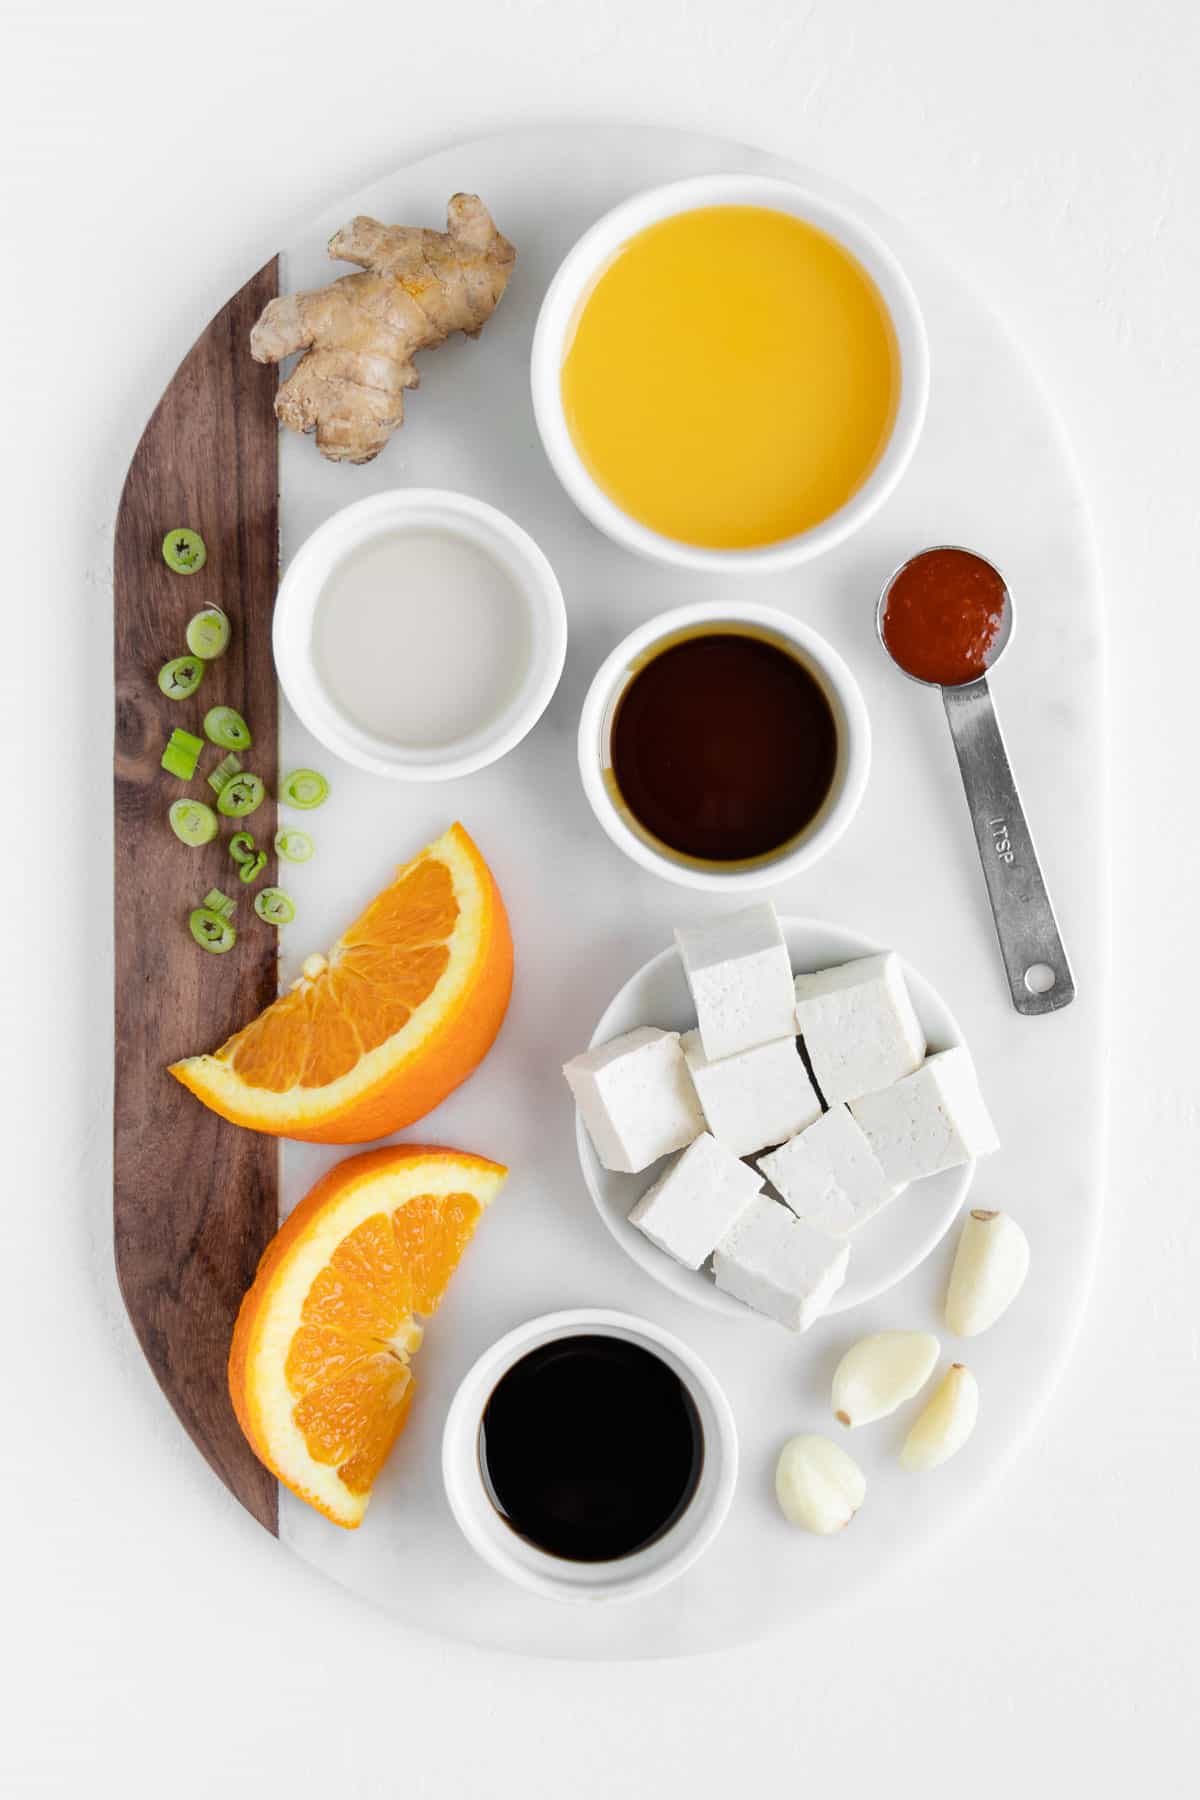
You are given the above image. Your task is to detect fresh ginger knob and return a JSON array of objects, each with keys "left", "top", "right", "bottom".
[{"left": 250, "top": 194, "right": 516, "bottom": 464}]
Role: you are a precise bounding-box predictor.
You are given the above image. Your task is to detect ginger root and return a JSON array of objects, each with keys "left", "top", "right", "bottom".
[{"left": 250, "top": 193, "right": 516, "bottom": 464}]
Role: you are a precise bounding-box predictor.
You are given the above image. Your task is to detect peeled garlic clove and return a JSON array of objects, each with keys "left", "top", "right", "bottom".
[
  {"left": 900, "top": 1363, "right": 979, "bottom": 1471},
  {"left": 831, "top": 1330, "right": 940, "bottom": 1428},
  {"left": 945, "top": 1209, "right": 1030, "bottom": 1336},
  {"left": 775, "top": 1434, "right": 865, "bottom": 1533}
]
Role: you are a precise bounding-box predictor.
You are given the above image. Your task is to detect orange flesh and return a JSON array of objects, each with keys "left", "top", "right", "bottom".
[
  {"left": 282, "top": 1192, "right": 482, "bottom": 1495},
  {"left": 227, "top": 857, "right": 456, "bottom": 1092}
]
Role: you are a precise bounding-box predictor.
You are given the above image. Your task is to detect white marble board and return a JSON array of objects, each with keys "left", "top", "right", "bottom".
[{"left": 268, "top": 125, "right": 1106, "bottom": 1659}]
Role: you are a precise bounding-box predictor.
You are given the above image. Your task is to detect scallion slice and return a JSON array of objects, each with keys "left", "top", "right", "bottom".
[
  {"left": 280, "top": 768, "right": 329, "bottom": 810},
  {"left": 186, "top": 606, "right": 230, "bottom": 660},
  {"left": 254, "top": 886, "right": 295, "bottom": 926},
  {"left": 161, "top": 727, "right": 204, "bottom": 781},
  {"left": 202, "top": 888, "right": 236, "bottom": 921},
  {"left": 169, "top": 799, "right": 218, "bottom": 846},
  {"left": 189, "top": 907, "right": 236, "bottom": 953},
  {"left": 228, "top": 831, "right": 257, "bottom": 866},
  {"left": 204, "top": 705, "right": 252, "bottom": 751},
  {"left": 207, "top": 752, "right": 242, "bottom": 795},
  {"left": 163, "top": 528, "right": 207, "bottom": 575},
  {"left": 274, "top": 828, "right": 314, "bottom": 863},
  {"left": 238, "top": 850, "right": 268, "bottom": 885},
  {"left": 217, "top": 772, "right": 265, "bottom": 819},
  {"left": 158, "top": 655, "right": 204, "bottom": 700}
]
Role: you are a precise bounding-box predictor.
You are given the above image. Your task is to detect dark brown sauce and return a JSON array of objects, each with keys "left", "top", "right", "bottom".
[
  {"left": 610, "top": 630, "right": 839, "bottom": 862},
  {"left": 479, "top": 1334, "right": 703, "bottom": 1563}
]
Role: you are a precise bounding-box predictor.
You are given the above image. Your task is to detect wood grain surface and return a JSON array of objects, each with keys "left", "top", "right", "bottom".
[{"left": 114, "top": 261, "right": 280, "bottom": 1534}]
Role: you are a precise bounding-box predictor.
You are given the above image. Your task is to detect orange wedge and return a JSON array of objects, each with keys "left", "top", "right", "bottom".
[
  {"left": 229, "top": 1144, "right": 506, "bottom": 1527},
  {"left": 171, "top": 822, "right": 512, "bottom": 1143}
]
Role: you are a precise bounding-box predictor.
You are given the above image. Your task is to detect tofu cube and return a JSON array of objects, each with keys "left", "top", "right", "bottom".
[
  {"left": 849, "top": 1047, "right": 1000, "bottom": 1184},
  {"left": 682, "top": 1030, "right": 822, "bottom": 1158},
  {"left": 629, "top": 1132, "right": 763, "bottom": 1269},
  {"left": 714, "top": 1195, "right": 850, "bottom": 1331},
  {"left": 564, "top": 1026, "right": 704, "bottom": 1174},
  {"left": 757, "top": 1105, "right": 902, "bottom": 1236},
  {"left": 675, "top": 903, "right": 796, "bottom": 1061},
  {"left": 793, "top": 953, "right": 926, "bottom": 1105}
]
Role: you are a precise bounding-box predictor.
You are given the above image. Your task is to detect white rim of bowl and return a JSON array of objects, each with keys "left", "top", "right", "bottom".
[
  {"left": 442, "top": 1308, "right": 739, "bottom": 1604},
  {"left": 531, "top": 173, "right": 930, "bottom": 572},
  {"left": 576, "top": 600, "right": 872, "bottom": 891},
  {"left": 272, "top": 489, "right": 568, "bottom": 781}
]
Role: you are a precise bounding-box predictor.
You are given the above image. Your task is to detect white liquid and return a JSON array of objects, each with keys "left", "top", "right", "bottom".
[{"left": 312, "top": 529, "right": 532, "bottom": 748}]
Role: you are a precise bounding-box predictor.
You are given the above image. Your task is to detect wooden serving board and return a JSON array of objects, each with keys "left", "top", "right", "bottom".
[{"left": 113, "top": 260, "right": 281, "bottom": 1534}]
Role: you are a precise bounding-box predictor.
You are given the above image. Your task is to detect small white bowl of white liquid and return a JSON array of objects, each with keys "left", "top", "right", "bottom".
[{"left": 273, "top": 490, "right": 567, "bottom": 781}]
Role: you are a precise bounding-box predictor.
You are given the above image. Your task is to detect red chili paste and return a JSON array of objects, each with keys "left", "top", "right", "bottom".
[{"left": 881, "top": 547, "right": 1008, "bottom": 687}]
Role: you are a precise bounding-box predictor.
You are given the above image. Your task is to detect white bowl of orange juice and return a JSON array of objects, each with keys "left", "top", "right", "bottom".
[{"left": 531, "top": 175, "right": 929, "bottom": 572}]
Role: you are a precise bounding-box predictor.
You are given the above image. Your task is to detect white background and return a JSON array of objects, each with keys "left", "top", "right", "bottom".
[{"left": 3, "top": 0, "right": 1196, "bottom": 1792}]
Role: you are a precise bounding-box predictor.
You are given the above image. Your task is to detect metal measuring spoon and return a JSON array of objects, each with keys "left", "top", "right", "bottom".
[{"left": 877, "top": 546, "right": 1075, "bottom": 1016}]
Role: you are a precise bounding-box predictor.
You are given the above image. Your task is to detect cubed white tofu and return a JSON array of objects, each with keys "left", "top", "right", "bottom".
[
  {"left": 629, "top": 1132, "right": 763, "bottom": 1269},
  {"left": 849, "top": 1047, "right": 999, "bottom": 1184},
  {"left": 713, "top": 1195, "right": 850, "bottom": 1331},
  {"left": 757, "top": 1105, "right": 902, "bottom": 1236},
  {"left": 681, "top": 1030, "right": 822, "bottom": 1158},
  {"left": 563, "top": 1026, "right": 704, "bottom": 1174},
  {"left": 675, "top": 903, "right": 796, "bottom": 1062},
  {"left": 793, "top": 952, "right": 926, "bottom": 1105}
]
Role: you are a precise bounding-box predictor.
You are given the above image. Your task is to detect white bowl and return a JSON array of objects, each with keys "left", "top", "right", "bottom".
[
  {"left": 531, "top": 174, "right": 929, "bottom": 572},
  {"left": 577, "top": 600, "right": 871, "bottom": 892},
  {"left": 442, "top": 1309, "right": 738, "bottom": 1604},
  {"left": 272, "top": 489, "right": 567, "bottom": 781},
  {"left": 577, "top": 918, "right": 977, "bottom": 1319}
]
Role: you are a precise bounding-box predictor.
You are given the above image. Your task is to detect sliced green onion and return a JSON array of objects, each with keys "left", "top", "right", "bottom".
[
  {"left": 274, "top": 828, "right": 314, "bottom": 863},
  {"left": 169, "top": 799, "right": 218, "bottom": 846},
  {"left": 254, "top": 886, "right": 295, "bottom": 926},
  {"left": 186, "top": 606, "right": 230, "bottom": 660},
  {"left": 189, "top": 907, "right": 236, "bottom": 953},
  {"left": 207, "top": 752, "right": 242, "bottom": 795},
  {"left": 161, "top": 727, "right": 204, "bottom": 781},
  {"left": 202, "top": 887, "right": 236, "bottom": 921},
  {"left": 228, "top": 831, "right": 257, "bottom": 866},
  {"left": 158, "top": 655, "right": 204, "bottom": 700},
  {"left": 204, "top": 705, "right": 252, "bottom": 751},
  {"left": 238, "top": 850, "right": 268, "bottom": 885},
  {"left": 280, "top": 768, "right": 329, "bottom": 810},
  {"left": 217, "top": 772, "right": 265, "bottom": 819},
  {"left": 163, "top": 528, "right": 207, "bottom": 575}
]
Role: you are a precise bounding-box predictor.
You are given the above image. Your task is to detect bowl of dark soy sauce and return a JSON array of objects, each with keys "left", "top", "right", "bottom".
[
  {"left": 577, "top": 600, "right": 871, "bottom": 893},
  {"left": 442, "top": 1311, "right": 738, "bottom": 1602}
]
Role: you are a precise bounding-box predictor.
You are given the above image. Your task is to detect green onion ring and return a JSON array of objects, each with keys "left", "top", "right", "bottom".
[
  {"left": 274, "top": 829, "right": 314, "bottom": 863},
  {"left": 169, "top": 800, "right": 218, "bottom": 847},
  {"left": 186, "top": 607, "right": 230, "bottom": 660},
  {"left": 254, "top": 886, "right": 295, "bottom": 926},
  {"left": 217, "top": 772, "right": 265, "bottom": 819},
  {"left": 158, "top": 655, "right": 204, "bottom": 700},
  {"left": 280, "top": 768, "right": 329, "bottom": 810}
]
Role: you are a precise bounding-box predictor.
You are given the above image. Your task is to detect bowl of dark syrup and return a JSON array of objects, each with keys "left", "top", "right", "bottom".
[
  {"left": 577, "top": 601, "right": 871, "bottom": 892},
  {"left": 442, "top": 1310, "right": 738, "bottom": 1602}
]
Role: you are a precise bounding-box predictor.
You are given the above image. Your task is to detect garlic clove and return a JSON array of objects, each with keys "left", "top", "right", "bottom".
[
  {"left": 775, "top": 1434, "right": 866, "bottom": 1533},
  {"left": 900, "top": 1363, "right": 979, "bottom": 1470},
  {"left": 944, "top": 1209, "right": 1030, "bottom": 1336},
  {"left": 831, "top": 1330, "right": 940, "bottom": 1428}
]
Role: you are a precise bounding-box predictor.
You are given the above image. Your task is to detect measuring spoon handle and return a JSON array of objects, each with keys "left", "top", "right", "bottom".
[{"left": 942, "top": 679, "right": 1075, "bottom": 1015}]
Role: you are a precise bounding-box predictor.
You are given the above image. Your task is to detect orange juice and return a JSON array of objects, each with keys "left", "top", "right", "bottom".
[{"left": 561, "top": 206, "right": 900, "bottom": 549}]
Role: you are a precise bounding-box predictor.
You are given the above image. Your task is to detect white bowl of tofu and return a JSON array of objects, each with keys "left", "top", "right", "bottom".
[{"left": 564, "top": 904, "right": 999, "bottom": 1326}]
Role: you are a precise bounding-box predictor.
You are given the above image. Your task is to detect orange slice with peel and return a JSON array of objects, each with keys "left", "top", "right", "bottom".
[
  {"left": 171, "top": 822, "right": 512, "bottom": 1143},
  {"left": 229, "top": 1144, "right": 506, "bottom": 1527}
]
